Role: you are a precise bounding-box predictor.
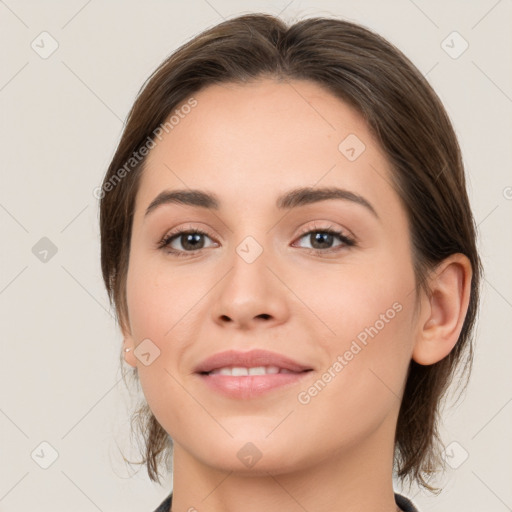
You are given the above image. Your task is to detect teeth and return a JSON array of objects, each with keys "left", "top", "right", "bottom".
[
  {"left": 232, "top": 367, "right": 248, "bottom": 376},
  {"left": 209, "top": 366, "right": 287, "bottom": 376}
]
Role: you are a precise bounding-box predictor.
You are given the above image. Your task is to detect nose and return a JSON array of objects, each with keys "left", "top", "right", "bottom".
[{"left": 210, "top": 243, "right": 290, "bottom": 330}]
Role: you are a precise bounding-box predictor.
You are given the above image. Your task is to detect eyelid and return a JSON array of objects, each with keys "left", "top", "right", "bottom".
[
  {"left": 157, "top": 221, "right": 357, "bottom": 255},
  {"left": 295, "top": 221, "right": 355, "bottom": 241},
  {"left": 156, "top": 223, "right": 218, "bottom": 250},
  {"left": 161, "top": 223, "right": 217, "bottom": 240}
]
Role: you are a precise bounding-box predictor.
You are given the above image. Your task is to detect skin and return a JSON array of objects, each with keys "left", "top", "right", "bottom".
[{"left": 122, "top": 79, "right": 472, "bottom": 512}]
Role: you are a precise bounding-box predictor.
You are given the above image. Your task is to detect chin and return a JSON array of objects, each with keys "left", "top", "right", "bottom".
[{"left": 187, "top": 434, "right": 312, "bottom": 476}]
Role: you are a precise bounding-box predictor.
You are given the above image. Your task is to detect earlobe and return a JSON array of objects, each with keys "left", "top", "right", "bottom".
[
  {"left": 122, "top": 325, "right": 138, "bottom": 367},
  {"left": 412, "top": 254, "right": 472, "bottom": 366}
]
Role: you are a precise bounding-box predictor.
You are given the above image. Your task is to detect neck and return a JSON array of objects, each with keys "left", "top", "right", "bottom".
[{"left": 170, "top": 414, "right": 401, "bottom": 512}]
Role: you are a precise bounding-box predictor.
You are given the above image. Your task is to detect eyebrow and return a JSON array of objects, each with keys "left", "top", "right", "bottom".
[{"left": 144, "top": 186, "right": 379, "bottom": 219}]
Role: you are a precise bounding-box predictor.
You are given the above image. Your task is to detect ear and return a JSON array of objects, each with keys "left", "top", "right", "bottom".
[
  {"left": 412, "top": 253, "right": 472, "bottom": 365},
  {"left": 121, "top": 321, "right": 138, "bottom": 368}
]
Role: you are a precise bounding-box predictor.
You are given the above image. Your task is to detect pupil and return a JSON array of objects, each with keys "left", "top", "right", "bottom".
[
  {"left": 179, "top": 232, "right": 334, "bottom": 251},
  {"left": 312, "top": 232, "right": 332, "bottom": 249},
  {"left": 183, "top": 233, "right": 203, "bottom": 250}
]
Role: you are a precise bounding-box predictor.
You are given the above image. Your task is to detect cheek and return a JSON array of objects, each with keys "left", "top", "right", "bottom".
[
  {"left": 295, "top": 251, "right": 414, "bottom": 340},
  {"left": 298, "top": 251, "right": 416, "bottom": 396},
  {"left": 124, "top": 257, "right": 213, "bottom": 421},
  {"left": 124, "top": 264, "right": 192, "bottom": 433},
  {"left": 293, "top": 304, "right": 415, "bottom": 448},
  {"left": 125, "top": 257, "right": 202, "bottom": 341}
]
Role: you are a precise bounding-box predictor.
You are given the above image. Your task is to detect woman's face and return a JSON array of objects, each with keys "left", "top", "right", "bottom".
[{"left": 123, "top": 79, "right": 421, "bottom": 474}]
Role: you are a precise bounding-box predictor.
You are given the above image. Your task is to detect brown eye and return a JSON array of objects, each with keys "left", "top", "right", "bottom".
[
  {"left": 158, "top": 228, "right": 217, "bottom": 255},
  {"left": 294, "top": 229, "right": 355, "bottom": 252},
  {"left": 173, "top": 232, "right": 206, "bottom": 251}
]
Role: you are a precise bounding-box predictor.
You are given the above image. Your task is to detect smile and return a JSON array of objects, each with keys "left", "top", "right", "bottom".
[
  {"left": 197, "top": 368, "right": 312, "bottom": 399},
  {"left": 206, "top": 366, "right": 299, "bottom": 376}
]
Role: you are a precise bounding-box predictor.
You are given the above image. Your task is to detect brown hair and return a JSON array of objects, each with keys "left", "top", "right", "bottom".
[{"left": 99, "top": 13, "right": 481, "bottom": 492}]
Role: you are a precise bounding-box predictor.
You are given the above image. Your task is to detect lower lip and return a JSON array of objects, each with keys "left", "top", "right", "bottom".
[{"left": 197, "top": 372, "right": 311, "bottom": 399}]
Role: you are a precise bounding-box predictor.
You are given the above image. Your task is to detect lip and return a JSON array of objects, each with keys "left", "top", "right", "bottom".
[
  {"left": 194, "top": 349, "right": 313, "bottom": 399},
  {"left": 194, "top": 349, "right": 312, "bottom": 374}
]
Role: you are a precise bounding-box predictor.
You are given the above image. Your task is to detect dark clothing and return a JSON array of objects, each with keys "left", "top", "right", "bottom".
[
  {"left": 395, "top": 493, "right": 419, "bottom": 511},
  {"left": 153, "top": 491, "right": 419, "bottom": 511}
]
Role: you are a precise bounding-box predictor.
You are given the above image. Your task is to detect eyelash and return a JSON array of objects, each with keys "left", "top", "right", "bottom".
[{"left": 156, "top": 224, "right": 356, "bottom": 258}]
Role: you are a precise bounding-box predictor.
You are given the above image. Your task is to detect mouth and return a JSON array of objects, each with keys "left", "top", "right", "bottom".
[
  {"left": 194, "top": 349, "right": 313, "bottom": 398},
  {"left": 196, "top": 369, "right": 312, "bottom": 399},
  {"left": 200, "top": 366, "right": 309, "bottom": 376},
  {"left": 194, "top": 348, "right": 313, "bottom": 374}
]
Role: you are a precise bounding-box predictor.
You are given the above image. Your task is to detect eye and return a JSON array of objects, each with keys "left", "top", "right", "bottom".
[
  {"left": 157, "top": 228, "right": 217, "bottom": 256},
  {"left": 157, "top": 224, "right": 356, "bottom": 258},
  {"left": 293, "top": 225, "right": 356, "bottom": 253}
]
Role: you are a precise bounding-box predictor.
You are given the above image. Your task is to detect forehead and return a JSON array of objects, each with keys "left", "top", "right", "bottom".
[{"left": 134, "top": 79, "right": 398, "bottom": 218}]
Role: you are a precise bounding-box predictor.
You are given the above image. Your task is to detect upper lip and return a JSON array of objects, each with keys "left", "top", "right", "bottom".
[{"left": 194, "top": 349, "right": 313, "bottom": 374}]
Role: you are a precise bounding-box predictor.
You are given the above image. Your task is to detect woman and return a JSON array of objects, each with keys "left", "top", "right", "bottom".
[{"left": 98, "top": 13, "right": 480, "bottom": 512}]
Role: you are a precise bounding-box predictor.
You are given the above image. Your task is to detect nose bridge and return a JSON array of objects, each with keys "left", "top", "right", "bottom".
[{"left": 211, "top": 231, "right": 289, "bottom": 328}]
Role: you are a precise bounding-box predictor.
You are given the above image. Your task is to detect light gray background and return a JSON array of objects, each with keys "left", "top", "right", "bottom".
[{"left": 1, "top": 1, "right": 511, "bottom": 511}]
